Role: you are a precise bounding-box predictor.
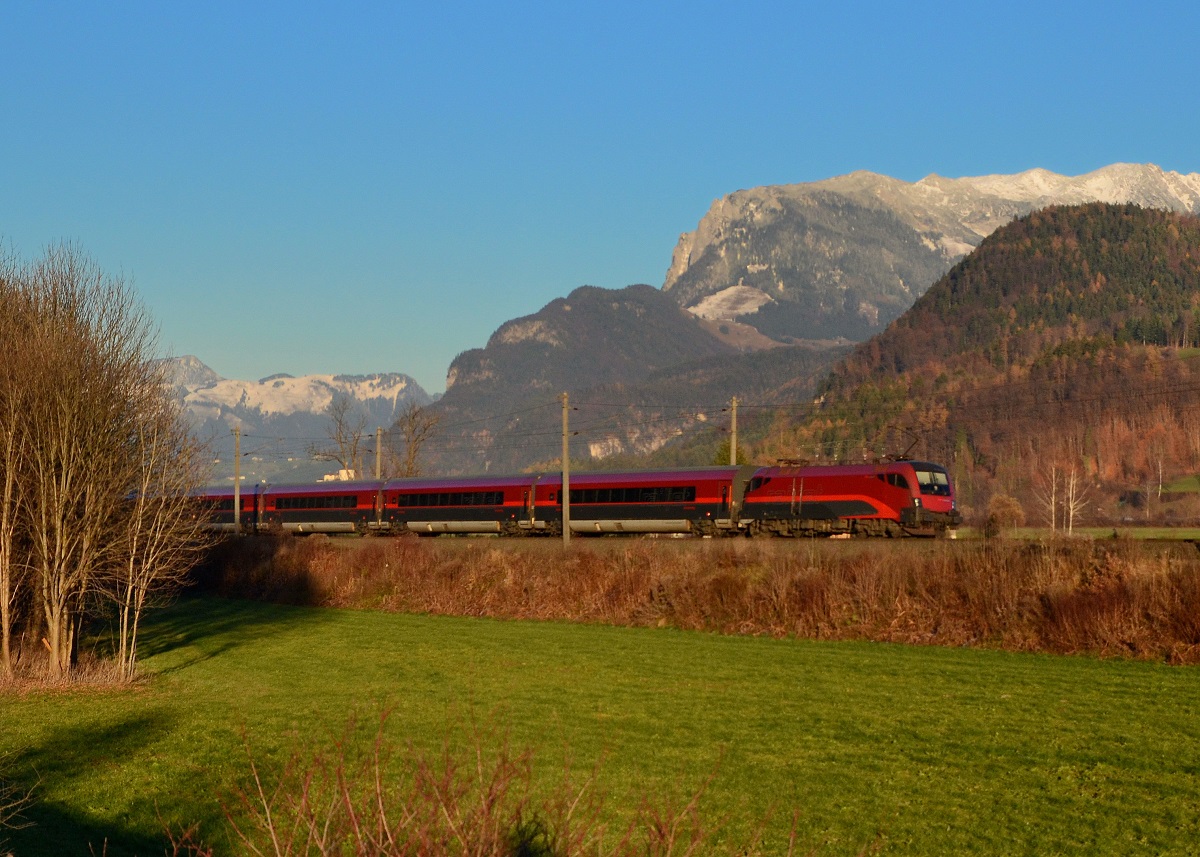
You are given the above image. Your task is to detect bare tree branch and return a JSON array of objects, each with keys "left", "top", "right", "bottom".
[
  {"left": 386, "top": 402, "right": 440, "bottom": 478},
  {"left": 309, "top": 392, "right": 369, "bottom": 478}
]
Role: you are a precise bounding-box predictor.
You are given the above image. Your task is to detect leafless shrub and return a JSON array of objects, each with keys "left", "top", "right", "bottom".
[
  {"left": 166, "top": 711, "right": 806, "bottom": 857},
  {"left": 983, "top": 493, "right": 1025, "bottom": 538},
  {"left": 0, "top": 755, "right": 35, "bottom": 853}
]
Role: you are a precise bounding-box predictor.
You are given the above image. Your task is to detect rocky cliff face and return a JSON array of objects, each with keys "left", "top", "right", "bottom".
[
  {"left": 429, "top": 284, "right": 740, "bottom": 472},
  {"left": 665, "top": 164, "right": 1200, "bottom": 342},
  {"left": 442, "top": 284, "right": 733, "bottom": 396}
]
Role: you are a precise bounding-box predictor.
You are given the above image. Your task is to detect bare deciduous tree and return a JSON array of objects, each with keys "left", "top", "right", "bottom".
[
  {"left": 22, "top": 247, "right": 154, "bottom": 678},
  {"left": 1032, "top": 464, "right": 1059, "bottom": 531},
  {"left": 112, "top": 381, "right": 215, "bottom": 680},
  {"left": 386, "top": 401, "right": 440, "bottom": 478},
  {"left": 0, "top": 243, "right": 212, "bottom": 680},
  {"left": 1063, "top": 466, "right": 1090, "bottom": 536},
  {"left": 0, "top": 254, "right": 32, "bottom": 678},
  {"left": 309, "top": 392, "right": 369, "bottom": 478}
]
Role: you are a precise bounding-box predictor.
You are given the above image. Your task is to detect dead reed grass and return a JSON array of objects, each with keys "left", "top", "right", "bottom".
[
  {"left": 198, "top": 535, "right": 1200, "bottom": 664},
  {"left": 0, "top": 646, "right": 128, "bottom": 693},
  {"left": 165, "top": 711, "right": 817, "bottom": 857}
]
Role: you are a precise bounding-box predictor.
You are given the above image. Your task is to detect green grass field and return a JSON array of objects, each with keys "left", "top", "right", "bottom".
[
  {"left": 2, "top": 597, "right": 1199, "bottom": 855},
  {"left": 1165, "top": 475, "right": 1200, "bottom": 493},
  {"left": 957, "top": 525, "right": 1200, "bottom": 540}
]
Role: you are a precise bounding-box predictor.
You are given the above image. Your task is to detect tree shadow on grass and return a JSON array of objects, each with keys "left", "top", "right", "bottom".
[
  {"left": 3, "top": 598, "right": 343, "bottom": 854},
  {"left": 135, "top": 594, "right": 336, "bottom": 677},
  {"left": 1, "top": 709, "right": 227, "bottom": 857}
]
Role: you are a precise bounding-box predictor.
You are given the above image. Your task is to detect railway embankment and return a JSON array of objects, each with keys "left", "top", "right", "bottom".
[{"left": 197, "top": 535, "right": 1200, "bottom": 663}]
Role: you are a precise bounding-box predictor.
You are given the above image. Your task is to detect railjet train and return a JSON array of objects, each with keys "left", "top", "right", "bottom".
[{"left": 199, "top": 460, "right": 961, "bottom": 538}]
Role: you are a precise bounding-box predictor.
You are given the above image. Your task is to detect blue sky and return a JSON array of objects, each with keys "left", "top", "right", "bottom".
[{"left": 3, "top": 1, "right": 1197, "bottom": 393}]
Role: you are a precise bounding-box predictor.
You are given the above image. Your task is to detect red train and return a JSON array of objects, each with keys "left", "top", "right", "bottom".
[{"left": 198, "top": 460, "right": 961, "bottom": 538}]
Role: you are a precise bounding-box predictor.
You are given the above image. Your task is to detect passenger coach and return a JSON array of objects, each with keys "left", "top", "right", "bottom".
[{"left": 195, "top": 460, "right": 960, "bottom": 538}]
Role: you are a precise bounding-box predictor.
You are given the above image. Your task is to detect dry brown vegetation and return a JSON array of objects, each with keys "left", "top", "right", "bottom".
[
  {"left": 165, "top": 712, "right": 819, "bottom": 857},
  {"left": 199, "top": 535, "right": 1200, "bottom": 664}
]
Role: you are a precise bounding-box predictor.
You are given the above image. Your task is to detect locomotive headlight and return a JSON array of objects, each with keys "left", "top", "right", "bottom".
[{"left": 913, "top": 497, "right": 921, "bottom": 507}]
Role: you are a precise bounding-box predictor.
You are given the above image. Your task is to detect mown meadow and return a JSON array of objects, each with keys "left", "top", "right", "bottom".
[{"left": 1, "top": 536, "right": 1199, "bottom": 855}]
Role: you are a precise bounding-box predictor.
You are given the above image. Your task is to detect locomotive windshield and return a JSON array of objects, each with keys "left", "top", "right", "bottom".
[{"left": 913, "top": 466, "right": 951, "bottom": 496}]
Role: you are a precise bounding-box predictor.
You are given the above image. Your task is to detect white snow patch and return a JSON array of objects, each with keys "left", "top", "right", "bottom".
[
  {"left": 687, "top": 285, "right": 776, "bottom": 321},
  {"left": 184, "top": 373, "right": 413, "bottom": 417}
]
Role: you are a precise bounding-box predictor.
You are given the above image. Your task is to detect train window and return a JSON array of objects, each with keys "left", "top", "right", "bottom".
[
  {"left": 914, "top": 468, "right": 951, "bottom": 496},
  {"left": 275, "top": 495, "right": 356, "bottom": 510},
  {"left": 605, "top": 486, "right": 694, "bottom": 503},
  {"left": 395, "top": 491, "right": 504, "bottom": 508},
  {"left": 880, "top": 473, "right": 910, "bottom": 489},
  {"left": 555, "top": 485, "right": 700, "bottom": 505}
]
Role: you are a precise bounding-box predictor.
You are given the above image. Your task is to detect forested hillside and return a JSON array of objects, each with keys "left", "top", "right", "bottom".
[{"left": 753, "top": 203, "right": 1200, "bottom": 522}]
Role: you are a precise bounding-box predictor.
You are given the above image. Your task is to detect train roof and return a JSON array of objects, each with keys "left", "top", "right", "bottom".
[
  {"left": 379, "top": 466, "right": 749, "bottom": 492},
  {"left": 564, "top": 467, "right": 748, "bottom": 484},
  {"left": 262, "top": 480, "right": 384, "bottom": 496},
  {"left": 757, "top": 460, "right": 949, "bottom": 477},
  {"left": 381, "top": 473, "right": 550, "bottom": 491}
]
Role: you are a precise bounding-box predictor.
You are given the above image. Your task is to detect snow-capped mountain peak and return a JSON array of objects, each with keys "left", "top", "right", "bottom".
[{"left": 160, "top": 356, "right": 431, "bottom": 425}]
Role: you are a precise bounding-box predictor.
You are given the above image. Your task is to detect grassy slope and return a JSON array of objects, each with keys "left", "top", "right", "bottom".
[{"left": 2, "top": 597, "right": 1198, "bottom": 856}]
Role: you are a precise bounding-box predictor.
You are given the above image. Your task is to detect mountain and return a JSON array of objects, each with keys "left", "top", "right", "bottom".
[
  {"left": 424, "top": 284, "right": 841, "bottom": 473},
  {"left": 161, "top": 354, "right": 221, "bottom": 393},
  {"left": 443, "top": 284, "right": 734, "bottom": 401},
  {"left": 763, "top": 203, "right": 1200, "bottom": 519},
  {"left": 160, "top": 357, "right": 431, "bottom": 482},
  {"left": 665, "top": 164, "right": 1200, "bottom": 345}
]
